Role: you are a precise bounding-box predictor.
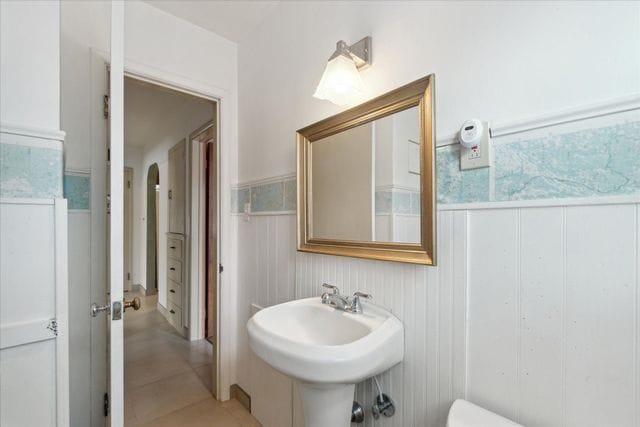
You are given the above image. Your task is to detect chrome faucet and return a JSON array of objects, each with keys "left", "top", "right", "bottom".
[{"left": 321, "top": 283, "right": 372, "bottom": 314}]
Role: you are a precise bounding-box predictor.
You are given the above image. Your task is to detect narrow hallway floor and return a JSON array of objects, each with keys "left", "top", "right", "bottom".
[{"left": 124, "top": 291, "right": 260, "bottom": 426}]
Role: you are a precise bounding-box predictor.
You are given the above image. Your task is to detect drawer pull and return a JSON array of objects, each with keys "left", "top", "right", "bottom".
[
  {"left": 170, "top": 246, "right": 176, "bottom": 249},
  {"left": 169, "top": 267, "right": 176, "bottom": 271},
  {"left": 170, "top": 309, "right": 175, "bottom": 314},
  {"left": 170, "top": 289, "right": 175, "bottom": 293}
]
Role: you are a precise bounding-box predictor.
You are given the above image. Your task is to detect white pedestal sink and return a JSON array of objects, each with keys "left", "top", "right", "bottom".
[{"left": 247, "top": 297, "right": 404, "bottom": 427}]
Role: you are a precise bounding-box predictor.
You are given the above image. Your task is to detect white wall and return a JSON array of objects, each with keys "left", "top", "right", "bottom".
[
  {"left": 61, "top": 1, "right": 239, "bottom": 423},
  {"left": 236, "top": 2, "right": 640, "bottom": 426},
  {"left": 124, "top": 145, "right": 143, "bottom": 290},
  {"left": 0, "top": 1, "right": 60, "bottom": 130},
  {"left": 238, "top": 1, "right": 640, "bottom": 183},
  {"left": 128, "top": 135, "right": 184, "bottom": 306},
  {"left": 0, "top": 2, "right": 66, "bottom": 426}
]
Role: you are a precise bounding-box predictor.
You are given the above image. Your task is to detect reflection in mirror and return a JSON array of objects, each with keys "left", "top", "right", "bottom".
[{"left": 310, "top": 106, "right": 420, "bottom": 244}]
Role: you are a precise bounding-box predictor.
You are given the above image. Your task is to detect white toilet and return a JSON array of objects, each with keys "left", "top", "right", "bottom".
[{"left": 447, "top": 399, "right": 524, "bottom": 427}]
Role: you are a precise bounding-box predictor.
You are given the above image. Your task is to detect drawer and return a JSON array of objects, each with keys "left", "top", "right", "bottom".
[
  {"left": 167, "top": 301, "right": 182, "bottom": 329},
  {"left": 168, "top": 238, "right": 183, "bottom": 260},
  {"left": 167, "top": 279, "right": 182, "bottom": 307},
  {"left": 167, "top": 258, "right": 182, "bottom": 283}
]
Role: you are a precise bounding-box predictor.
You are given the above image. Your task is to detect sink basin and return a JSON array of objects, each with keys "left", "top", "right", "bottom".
[{"left": 247, "top": 297, "right": 404, "bottom": 426}]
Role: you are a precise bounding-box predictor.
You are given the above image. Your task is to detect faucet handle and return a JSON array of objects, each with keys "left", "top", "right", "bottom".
[
  {"left": 322, "top": 283, "right": 340, "bottom": 295},
  {"left": 353, "top": 291, "right": 372, "bottom": 300},
  {"left": 351, "top": 291, "right": 372, "bottom": 314}
]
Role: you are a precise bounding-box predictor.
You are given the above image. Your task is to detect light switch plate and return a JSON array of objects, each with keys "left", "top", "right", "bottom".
[{"left": 460, "top": 121, "right": 492, "bottom": 170}]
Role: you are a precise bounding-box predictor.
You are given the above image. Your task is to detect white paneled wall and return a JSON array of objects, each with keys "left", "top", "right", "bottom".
[
  {"left": 467, "top": 203, "right": 639, "bottom": 426},
  {"left": 296, "top": 210, "right": 468, "bottom": 427},
  {"left": 237, "top": 210, "right": 468, "bottom": 427},
  {"left": 236, "top": 199, "right": 640, "bottom": 427},
  {"left": 0, "top": 199, "right": 69, "bottom": 427},
  {"left": 236, "top": 214, "right": 297, "bottom": 427}
]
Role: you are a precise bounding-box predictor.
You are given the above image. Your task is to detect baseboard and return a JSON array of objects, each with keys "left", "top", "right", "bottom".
[
  {"left": 230, "top": 384, "right": 251, "bottom": 412},
  {"left": 157, "top": 301, "right": 169, "bottom": 318},
  {"left": 157, "top": 302, "right": 187, "bottom": 338},
  {"left": 130, "top": 283, "right": 144, "bottom": 294}
]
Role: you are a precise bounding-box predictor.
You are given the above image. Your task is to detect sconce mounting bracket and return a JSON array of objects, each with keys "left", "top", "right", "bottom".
[{"left": 347, "top": 36, "right": 372, "bottom": 70}]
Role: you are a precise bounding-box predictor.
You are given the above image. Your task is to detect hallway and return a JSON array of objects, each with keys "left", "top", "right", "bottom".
[{"left": 124, "top": 292, "right": 260, "bottom": 426}]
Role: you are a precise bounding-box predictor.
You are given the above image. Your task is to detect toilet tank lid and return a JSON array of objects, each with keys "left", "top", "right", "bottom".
[{"left": 446, "top": 399, "right": 524, "bottom": 427}]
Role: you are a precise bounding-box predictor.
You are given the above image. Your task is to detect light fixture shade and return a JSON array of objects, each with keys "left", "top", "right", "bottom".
[{"left": 313, "top": 54, "right": 365, "bottom": 106}]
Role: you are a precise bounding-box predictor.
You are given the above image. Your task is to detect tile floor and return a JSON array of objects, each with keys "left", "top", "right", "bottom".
[{"left": 124, "top": 292, "right": 260, "bottom": 426}]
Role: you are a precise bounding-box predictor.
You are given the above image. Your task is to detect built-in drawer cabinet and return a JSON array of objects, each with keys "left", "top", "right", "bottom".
[
  {"left": 166, "top": 233, "right": 185, "bottom": 335},
  {"left": 168, "top": 238, "right": 182, "bottom": 260},
  {"left": 167, "top": 258, "right": 182, "bottom": 284},
  {"left": 167, "top": 300, "right": 182, "bottom": 329},
  {"left": 167, "top": 279, "right": 182, "bottom": 307}
]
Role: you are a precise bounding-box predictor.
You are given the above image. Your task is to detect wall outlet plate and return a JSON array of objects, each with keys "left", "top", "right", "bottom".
[{"left": 460, "top": 121, "right": 491, "bottom": 170}]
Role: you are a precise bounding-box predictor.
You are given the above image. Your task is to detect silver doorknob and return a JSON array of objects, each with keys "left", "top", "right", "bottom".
[{"left": 91, "top": 303, "right": 110, "bottom": 317}]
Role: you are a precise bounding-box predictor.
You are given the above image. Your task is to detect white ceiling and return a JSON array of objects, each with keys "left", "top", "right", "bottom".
[
  {"left": 144, "top": 0, "right": 279, "bottom": 43},
  {"left": 124, "top": 77, "right": 214, "bottom": 148}
]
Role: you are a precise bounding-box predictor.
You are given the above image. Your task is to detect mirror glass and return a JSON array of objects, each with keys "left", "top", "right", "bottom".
[{"left": 310, "top": 106, "right": 420, "bottom": 244}]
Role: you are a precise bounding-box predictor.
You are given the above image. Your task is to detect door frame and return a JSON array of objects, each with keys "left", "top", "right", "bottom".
[
  {"left": 188, "top": 119, "right": 219, "bottom": 340},
  {"left": 108, "top": 3, "right": 125, "bottom": 424},
  {"left": 121, "top": 69, "right": 227, "bottom": 400},
  {"left": 91, "top": 40, "right": 234, "bottom": 407},
  {"left": 188, "top": 118, "right": 221, "bottom": 398}
]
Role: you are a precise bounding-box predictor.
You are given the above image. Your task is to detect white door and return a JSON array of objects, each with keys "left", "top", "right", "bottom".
[
  {"left": 89, "top": 3, "right": 125, "bottom": 426},
  {"left": 108, "top": 3, "right": 125, "bottom": 426}
]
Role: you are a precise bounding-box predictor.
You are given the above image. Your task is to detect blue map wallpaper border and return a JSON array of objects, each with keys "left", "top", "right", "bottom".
[
  {"left": 232, "top": 121, "right": 640, "bottom": 213},
  {"left": 64, "top": 174, "right": 91, "bottom": 210},
  {"left": 0, "top": 143, "right": 63, "bottom": 199}
]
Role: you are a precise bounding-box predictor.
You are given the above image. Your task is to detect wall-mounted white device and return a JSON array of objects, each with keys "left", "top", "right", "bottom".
[{"left": 459, "top": 119, "right": 492, "bottom": 170}]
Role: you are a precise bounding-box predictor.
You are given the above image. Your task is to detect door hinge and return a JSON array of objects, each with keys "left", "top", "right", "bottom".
[
  {"left": 127, "top": 272, "right": 130, "bottom": 280},
  {"left": 103, "top": 95, "right": 110, "bottom": 119},
  {"left": 103, "top": 392, "right": 109, "bottom": 417},
  {"left": 127, "top": 180, "right": 131, "bottom": 189},
  {"left": 219, "top": 264, "right": 224, "bottom": 274},
  {"left": 46, "top": 318, "right": 58, "bottom": 336}
]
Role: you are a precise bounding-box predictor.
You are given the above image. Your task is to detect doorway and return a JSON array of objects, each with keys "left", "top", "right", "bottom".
[
  {"left": 145, "top": 163, "right": 159, "bottom": 296},
  {"left": 119, "top": 75, "right": 227, "bottom": 424},
  {"left": 86, "top": 36, "right": 239, "bottom": 423}
]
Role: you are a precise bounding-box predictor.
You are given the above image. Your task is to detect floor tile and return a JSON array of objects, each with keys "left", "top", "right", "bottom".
[
  {"left": 194, "top": 363, "right": 213, "bottom": 391},
  {"left": 139, "top": 398, "right": 241, "bottom": 427},
  {"left": 128, "top": 370, "right": 212, "bottom": 424},
  {"left": 124, "top": 291, "right": 260, "bottom": 426}
]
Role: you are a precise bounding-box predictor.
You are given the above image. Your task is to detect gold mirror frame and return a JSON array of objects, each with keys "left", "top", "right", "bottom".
[{"left": 297, "top": 75, "right": 436, "bottom": 265}]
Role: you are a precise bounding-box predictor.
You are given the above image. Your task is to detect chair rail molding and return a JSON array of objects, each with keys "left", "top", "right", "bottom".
[
  {"left": 0, "top": 121, "right": 66, "bottom": 143},
  {"left": 435, "top": 93, "right": 640, "bottom": 147}
]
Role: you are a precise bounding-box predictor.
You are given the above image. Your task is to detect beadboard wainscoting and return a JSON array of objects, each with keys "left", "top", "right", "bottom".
[
  {"left": 235, "top": 196, "right": 640, "bottom": 427},
  {"left": 236, "top": 213, "right": 298, "bottom": 427}
]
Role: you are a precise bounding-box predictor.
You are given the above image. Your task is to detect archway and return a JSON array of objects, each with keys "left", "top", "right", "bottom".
[{"left": 146, "top": 163, "right": 159, "bottom": 296}]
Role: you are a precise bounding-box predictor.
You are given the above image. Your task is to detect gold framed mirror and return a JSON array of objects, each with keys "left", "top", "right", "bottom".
[{"left": 297, "top": 75, "right": 436, "bottom": 265}]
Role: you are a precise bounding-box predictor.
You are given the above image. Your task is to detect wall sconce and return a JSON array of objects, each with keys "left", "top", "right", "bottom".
[{"left": 313, "top": 36, "right": 372, "bottom": 106}]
